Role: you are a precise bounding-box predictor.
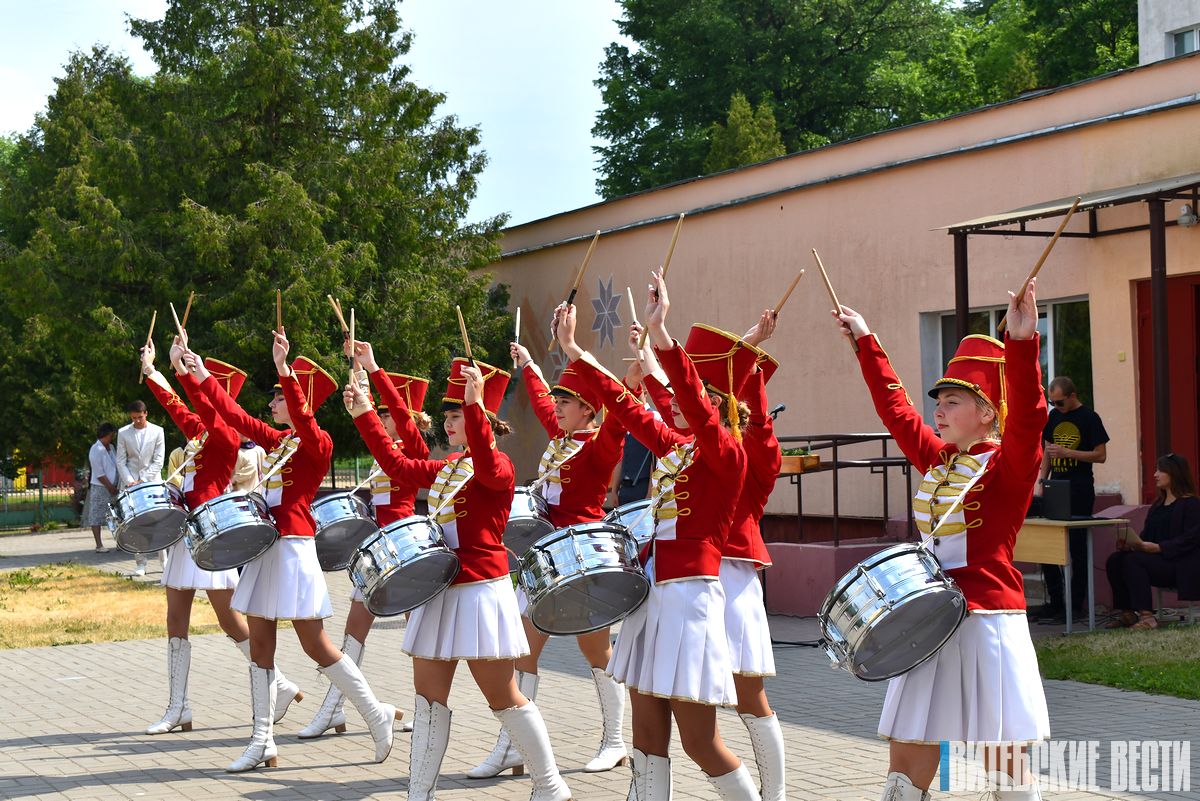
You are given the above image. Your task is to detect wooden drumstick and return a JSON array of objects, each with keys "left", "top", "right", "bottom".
[
  {"left": 179, "top": 291, "right": 195, "bottom": 328},
  {"left": 773, "top": 270, "right": 805, "bottom": 317},
  {"left": 566, "top": 230, "right": 601, "bottom": 306},
  {"left": 138, "top": 310, "right": 157, "bottom": 384},
  {"left": 328, "top": 294, "right": 349, "bottom": 333},
  {"left": 997, "top": 196, "right": 1081, "bottom": 334},
  {"left": 660, "top": 212, "right": 685, "bottom": 279},
  {"left": 550, "top": 231, "right": 600, "bottom": 353},
  {"left": 513, "top": 307, "right": 521, "bottom": 368},
  {"left": 348, "top": 307, "right": 356, "bottom": 367},
  {"left": 812, "top": 249, "right": 858, "bottom": 353},
  {"left": 275, "top": 289, "right": 283, "bottom": 334},
  {"left": 455, "top": 305, "right": 475, "bottom": 366},
  {"left": 626, "top": 286, "right": 639, "bottom": 327},
  {"left": 169, "top": 301, "right": 186, "bottom": 344},
  {"left": 636, "top": 214, "right": 687, "bottom": 349}
]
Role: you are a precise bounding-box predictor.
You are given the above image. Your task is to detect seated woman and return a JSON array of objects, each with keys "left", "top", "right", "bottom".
[{"left": 1105, "top": 453, "right": 1200, "bottom": 630}]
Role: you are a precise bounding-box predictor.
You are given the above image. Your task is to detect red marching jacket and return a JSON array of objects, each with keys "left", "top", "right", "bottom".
[
  {"left": 726, "top": 369, "right": 779, "bottom": 566},
  {"left": 364, "top": 369, "right": 430, "bottom": 525},
  {"left": 522, "top": 366, "right": 624, "bottom": 527},
  {"left": 199, "top": 372, "right": 332, "bottom": 538},
  {"left": 354, "top": 401, "right": 512, "bottom": 585},
  {"left": 856, "top": 333, "right": 1044, "bottom": 612},
  {"left": 573, "top": 344, "right": 746, "bottom": 583}
]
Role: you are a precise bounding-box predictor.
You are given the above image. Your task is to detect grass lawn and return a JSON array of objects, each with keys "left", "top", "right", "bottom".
[
  {"left": 1035, "top": 624, "right": 1200, "bottom": 700},
  {"left": 0, "top": 563, "right": 221, "bottom": 648}
]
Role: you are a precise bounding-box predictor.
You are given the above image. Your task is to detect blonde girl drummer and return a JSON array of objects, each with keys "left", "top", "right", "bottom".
[
  {"left": 299, "top": 339, "right": 430, "bottom": 739},
  {"left": 185, "top": 331, "right": 397, "bottom": 773},
  {"left": 557, "top": 269, "right": 760, "bottom": 800},
  {"left": 833, "top": 279, "right": 1050, "bottom": 801},
  {"left": 344, "top": 356, "right": 572, "bottom": 801},
  {"left": 465, "top": 339, "right": 628, "bottom": 779}
]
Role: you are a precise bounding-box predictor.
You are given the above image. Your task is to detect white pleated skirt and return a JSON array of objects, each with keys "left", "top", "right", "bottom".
[
  {"left": 403, "top": 577, "right": 529, "bottom": 661},
  {"left": 231, "top": 536, "right": 333, "bottom": 621},
  {"left": 350, "top": 585, "right": 365, "bottom": 603},
  {"left": 515, "top": 585, "right": 530, "bottom": 617},
  {"left": 162, "top": 539, "right": 238, "bottom": 591},
  {"left": 719, "top": 559, "right": 775, "bottom": 677},
  {"left": 878, "top": 612, "right": 1051, "bottom": 744},
  {"left": 607, "top": 557, "right": 737, "bottom": 706}
]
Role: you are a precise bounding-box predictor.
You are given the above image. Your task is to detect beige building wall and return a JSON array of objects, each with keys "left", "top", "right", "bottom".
[{"left": 486, "top": 54, "right": 1200, "bottom": 520}]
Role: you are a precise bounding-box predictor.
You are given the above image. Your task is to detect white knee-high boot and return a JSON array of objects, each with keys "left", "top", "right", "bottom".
[
  {"left": 584, "top": 667, "right": 628, "bottom": 772},
  {"left": 146, "top": 637, "right": 192, "bottom": 734},
  {"left": 408, "top": 694, "right": 452, "bottom": 801},
  {"left": 626, "top": 748, "right": 673, "bottom": 801},
  {"left": 494, "top": 701, "right": 571, "bottom": 801},
  {"left": 319, "top": 654, "right": 397, "bottom": 762},
  {"left": 226, "top": 663, "right": 277, "bottom": 772},
  {"left": 465, "top": 669, "right": 538, "bottom": 778},
  {"left": 230, "top": 636, "right": 303, "bottom": 723},
  {"left": 298, "top": 634, "right": 362, "bottom": 738},
  {"left": 880, "top": 772, "right": 930, "bottom": 801},
  {"left": 707, "top": 763, "right": 757, "bottom": 800},
  {"left": 741, "top": 712, "right": 786, "bottom": 801}
]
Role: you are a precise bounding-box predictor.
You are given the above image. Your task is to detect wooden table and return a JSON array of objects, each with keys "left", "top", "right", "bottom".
[{"left": 1014, "top": 517, "right": 1131, "bottom": 633}]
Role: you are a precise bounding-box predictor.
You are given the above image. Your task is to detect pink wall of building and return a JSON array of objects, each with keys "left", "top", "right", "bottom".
[{"left": 487, "top": 54, "right": 1200, "bottom": 521}]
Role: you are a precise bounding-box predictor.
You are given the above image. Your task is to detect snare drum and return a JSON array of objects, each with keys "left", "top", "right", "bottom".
[
  {"left": 519, "top": 522, "right": 649, "bottom": 636},
  {"left": 818, "top": 542, "right": 966, "bottom": 681},
  {"left": 109, "top": 482, "right": 190, "bottom": 554},
  {"left": 348, "top": 516, "right": 460, "bottom": 617},
  {"left": 186, "top": 492, "right": 278, "bottom": 571},
  {"left": 312, "top": 493, "right": 379, "bottom": 571},
  {"left": 504, "top": 486, "right": 555, "bottom": 557},
  {"left": 604, "top": 499, "right": 654, "bottom": 547}
]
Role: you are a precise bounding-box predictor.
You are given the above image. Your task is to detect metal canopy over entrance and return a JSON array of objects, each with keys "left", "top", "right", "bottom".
[{"left": 940, "top": 171, "right": 1200, "bottom": 462}]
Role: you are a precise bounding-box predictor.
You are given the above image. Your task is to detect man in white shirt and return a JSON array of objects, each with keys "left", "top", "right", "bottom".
[
  {"left": 115, "top": 400, "right": 166, "bottom": 576},
  {"left": 82, "top": 423, "right": 121, "bottom": 552}
]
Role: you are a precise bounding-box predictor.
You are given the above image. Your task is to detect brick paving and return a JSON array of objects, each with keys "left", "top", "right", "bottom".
[{"left": 0, "top": 527, "right": 1196, "bottom": 800}]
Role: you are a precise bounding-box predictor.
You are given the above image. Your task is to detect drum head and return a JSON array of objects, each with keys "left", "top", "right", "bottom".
[
  {"left": 503, "top": 517, "right": 556, "bottom": 560},
  {"left": 365, "top": 553, "right": 460, "bottom": 617},
  {"left": 529, "top": 568, "right": 650, "bottom": 636},
  {"left": 849, "top": 590, "right": 966, "bottom": 681},
  {"left": 114, "top": 509, "right": 189, "bottom": 554},
  {"left": 315, "top": 519, "right": 380, "bottom": 572},
  {"left": 191, "top": 524, "right": 278, "bottom": 571}
]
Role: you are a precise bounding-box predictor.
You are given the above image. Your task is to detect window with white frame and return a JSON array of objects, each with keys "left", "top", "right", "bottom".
[
  {"left": 932, "top": 297, "right": 1093, "bottom": 404},
  {"left": 1172, "top": 27, "right": 1199, "bottom": 57}
]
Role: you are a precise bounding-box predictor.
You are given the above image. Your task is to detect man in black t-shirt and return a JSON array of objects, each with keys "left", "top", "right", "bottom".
[{"left": 1030, "top": 376, "right": 1110, "bottom": 622}]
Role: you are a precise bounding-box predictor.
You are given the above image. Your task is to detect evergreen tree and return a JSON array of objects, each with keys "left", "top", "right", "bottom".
[
  {"left": 0, "top": 0, "right": 509, "bottom": 463},
  {"left": 704, "top": 93, "right": 787, "bottom": 174}
]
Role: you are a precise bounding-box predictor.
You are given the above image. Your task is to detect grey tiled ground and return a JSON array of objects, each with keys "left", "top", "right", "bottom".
[{"left": 0, "top": 527, "right": 1196, "bottom": 800}]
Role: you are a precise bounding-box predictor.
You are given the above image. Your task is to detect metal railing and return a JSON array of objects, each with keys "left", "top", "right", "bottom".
[
  {"left": 776, "top": 433, "right": 914, "bottom": 546},
  {"left": 0, "top": 471, "right": 81, "bottom": 531}
]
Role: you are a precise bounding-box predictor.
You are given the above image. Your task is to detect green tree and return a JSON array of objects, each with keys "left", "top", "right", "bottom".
[
  {"left": 704, "top": 93, "right": 787, "bottom": 173},
  {"left": 593, "top": 0, "right": 976, "bottom": 198},
  {"left": 0, "top": 1, "right": 509, "bottom": 464},
  {"left": 1023, "top": 0, "right": 1138, "bottom": 85}
]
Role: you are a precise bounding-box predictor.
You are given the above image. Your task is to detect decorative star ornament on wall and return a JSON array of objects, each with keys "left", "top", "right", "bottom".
[{"left": 591, "top": 275, "right": 622, "bottom": 350}]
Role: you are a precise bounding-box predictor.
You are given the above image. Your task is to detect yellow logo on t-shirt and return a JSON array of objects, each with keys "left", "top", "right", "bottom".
[{"left": 1051, "top": 421, "right": 1082, "bottom": 470}]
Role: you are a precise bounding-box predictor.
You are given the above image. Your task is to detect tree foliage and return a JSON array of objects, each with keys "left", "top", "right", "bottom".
[
  {"left": 705, "top": 93, "right": 786, "bottom": 174},
  {"left": 0, "top": 0, "right": 510, "bottom": 463},
  {"left": 594, "top": 0, "right": 1139, "bottom": 198}
]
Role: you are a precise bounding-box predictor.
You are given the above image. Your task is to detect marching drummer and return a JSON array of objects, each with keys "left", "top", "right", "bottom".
[
  {"left": 832, "top": 280, "right": 1050, "bottom": 801},
  {"left": 184, "top": 331, "right": 399, "bottom": 773},
  {"left": 342, "top": 356, "right": 572, "bottom": 801},
  {"left": 300, "top": 339, "right": 430, "bottom": 739},
  {"left": 556, "top": 270, "right": 761, "bottom": 801},
  {"left": 627, "top": 313, "right": 788, "bottom": 801},
  {"left": 138, "top": 339, "right": 306, "bottom": 736},
  {"left": 465, "top": 339, "right": 628, "bottom": 779}
]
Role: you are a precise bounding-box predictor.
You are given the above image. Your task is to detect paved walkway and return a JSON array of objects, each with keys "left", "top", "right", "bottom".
[{"left": 0, "top": 527, "right": 1196, "bottom": 800}]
